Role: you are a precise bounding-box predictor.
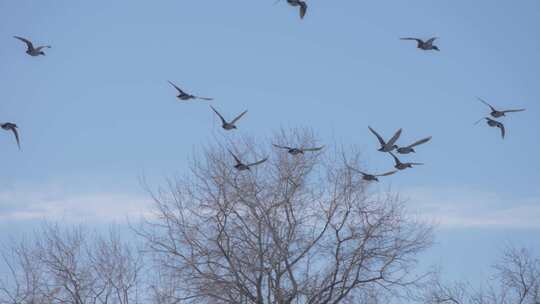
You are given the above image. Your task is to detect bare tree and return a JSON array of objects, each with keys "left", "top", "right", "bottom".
[
  {"left": 420, "top": 246, "right": 540, "bottom": 304},
  {"left": 0, "top": 224, "right": 144, "bottom": 304},
  {"left": 136, "top": 129, "right": 434, "bottom": 304}
]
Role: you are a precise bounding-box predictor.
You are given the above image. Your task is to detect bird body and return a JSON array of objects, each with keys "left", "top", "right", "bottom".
[
  {"left": 1, "top": 122, "right": 21, "bottom": 150},
  {"left": 483, "top": 117, "right": 506, "bottom": 139},
  {"left": 400, "top": 37, "right": 440, "bottom": 51},
  {"left": 168, "top": 81, "right": 213, "bottom": 101},
  {"left": 211, "top": 106, "right": 247, "bottom": 130},
  {"left": 396, "top": 136, "right": 432, "bottom": 154},
  {"left": 368, "top": 126, "right": 402, "bottom": 152},
  {"left": 14, "top": 36, "right": 51, "bottom": 56}
]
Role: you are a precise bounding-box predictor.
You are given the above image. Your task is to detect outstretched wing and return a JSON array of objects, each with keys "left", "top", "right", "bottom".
[
  {"left": 248, "top": 157, "right": 268, "bottom": 167},
  {"left": 35, "top": 45, "right": 51, "bottom": 51},
  {"left": 407, "top": 136, "right": 432, "bottom": 148},
  {"left": 400, "top": 37, "right": 423, "bottom": 44},
  {"left": 377, "top": 170, "right": 398, "bottom": 177},
  {"left": 230, "top": 110, "right": 248, "bottom": 124},
  {"left": 167, "top": 81, "right": 187, "bottom": 95},
  {"left": 228, "top": 150, "right": 242, "bottom": 164},
  {"left": 368, "top": 126, "right": 386, "bottom": 146},
  {"left": 195, "top": 96, "right": 213, "bottom": 101},
  {"left": 425, "top": 37, "right": 438, "bottom": 44},
  {"left": 302, "top": 146, "right": 324, "bottom": 152},
  {"left": 410, "top": 162, "right": 424, "bottom": 166},
  {"left": 502, "top": 108, "right": 526, "bottom": 113},
  {"left": 347, "top": 165, "right": 368, "bottom": 176},
  {"left": 386, "top": 128, "right": 402, "bottom": 147},
  {"left": 499, "top": 123, "right": 505, "bottom": 139},
  {"left": 13, "top": 36, "right": 34, "bottom": 51},
  {"left": 9, "top": 126, "right": 20, "bottom": 150},
  {"left": 273, "top": 144, "right": 293, "bottom": 150},
  {"left": 210, "top": 106, "right": 227, "bottom": 124},
  {"left": 477, "top": 97, "right": 496, "bottom": 112},
  {"left": 389, "top": 152, "right": 400, "bottom": 166},
  {"left": 299, "top": 1, "right": 307, "bottom": 19}
]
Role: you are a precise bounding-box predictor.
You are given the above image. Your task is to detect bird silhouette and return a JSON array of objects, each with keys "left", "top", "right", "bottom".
[
  {"left": 368, "top": 126, "right": 402, "bottom": 152},
  {"left": 229, "top": 150, "right": 268, "bottom": 171},
  {"left": 480, "top": 117, "right": 506, "bottom": 139},
  {"left": 389, "top": 152, "right": 423, "bottom": 170},
  {"left": 13, "top": 36, "right": 51, "bottom": 56},
  {"left": 273, "top": 144, "right": 324, "bottom": 155},
  {"left": 210, "top": 106, "right": 247, "bottom": 130},
  {"left": 396, "top": 136, "right": 432, "bottom": 154},
  {"left": 1, "top": 122, "right": 21, "bottom": 150},
  {"left": 168, "top": 81, "right": 213, "bottom": 101},
  {"left": 400, "top": 37, "right": 440, "bottom": 51},
  {"left": 286, "top": 0, "right": 307, "bottom": 19},
  {"left": 477, "top": 97, "right": 525, "bottom": 118},
  {"left": 348, "top": 166, "right": 397, "bottom": 182}
]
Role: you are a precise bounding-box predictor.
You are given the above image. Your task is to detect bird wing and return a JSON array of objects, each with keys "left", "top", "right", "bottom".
[
  {"left": 425, "top": 37, "right": 438, "bottom": 44},
  {"left": 35, "top": 45, "right": 51, "bottom": 51},
  {"left": 377, "top": 170, "right": 398, "bottom": 177},
  {"left": 400, "top": 37, "right": 423, "bottom": 43},
  {"left": 302, "top": 146, "right": 324, "bottom": 152},
  {"left": 210, "top": 106, "right": 227, "bottom": 124},
  {"left": 167, "top": 81, "right": 186, "bottom": 95},
  {"left": 499, "top": 123, "right": 505, "bottom": 139},
  {"left": 368, "top": 126, "right": 386, "bottom": 146},
  {"left": 502, "top": 108, "right": 526, "bottom": 113},
  {"left": 9, "top": 126, "right": 20, "bottom": 150},
  {"left": 299, "top": 1, "right": 307, "bottom": 19},
  {"left": 195, "top": 96, "right": 213, "bottom": 101},
  {"left": 228, "top": 150, "right": 242, "bottom": 164},
  {"left": 347, "top": 166, "right": 367, "bottom": 176},
  {"left": 273, "top": 144, "right": 293, "bottom": 150},
  {"left": 248, "top": 157, "right": 268, "bottom": 167},
  {"left": 389, "top": 152, "right": 400, "bottom": 165},
  {"left": 409, "top": 162, "right": 424, "bottom": 166},
  {"left": 386, "top": 128, "right": 402, "bottom": 147},
  {"left": 407, "top": 136, "right": 432, "bottom": 148},
  {"left": 13, "top": 36, "right": 34, "bottom": 51},
  {"left": 477, "top": 97, "right": 496, "bottom": 112},
  {"left": 230, "top": 110, "right": 248, "bottom": 124}
]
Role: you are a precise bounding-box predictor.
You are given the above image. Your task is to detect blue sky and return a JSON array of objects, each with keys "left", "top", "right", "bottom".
[{"left": 1, "top": 0, "right": 540, "bottom": 284}]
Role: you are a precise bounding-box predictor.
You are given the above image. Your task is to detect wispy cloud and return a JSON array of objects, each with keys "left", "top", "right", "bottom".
[
  {"left": 0, "top": 184, "right": 152, "bottom": 223},
  {"left": 405, "top": 186, "right": 540, "bottom": 229}
]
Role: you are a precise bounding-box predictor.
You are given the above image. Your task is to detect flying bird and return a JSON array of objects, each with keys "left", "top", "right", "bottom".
[
  {"left": 287, "top": 0, "right": 307, "bottom": 19},
  {"left": 396, "top": 136, "right": 432, "bottom": 154},
  {"left": 13, "top": 36, "right": 51, "bottom": 56},
  {"left": 168, "top": 81, "right": 213, "bottom": 101},
  {"left": 229, "top": 150, "right": 268, "bottom": 171},
  {"left": 1, "top": 122, "right": 21, "bottom": 150},
  {"left": 481, "top": 117, "right": 506, "bottom": 139},
  {"left": 400, "top": 37, "right": 440, "bottom": 51},
  {"left": 348, "top": 166, "right": 397, "bottom": 182},
  {"left": 477, "top": 97, "right": 525, "bottom": 118},
  {"left": 210, "top": 106, "right": 247, "bottom": 130},
  {"left": 389, "top": 152, "right": 423, "bottom": 170},
  {"left": 368, "top": 126, "right": 402, "bottom": 152},
  {"left": 272, "top": 144, "right": 324, "bottom": 155}
]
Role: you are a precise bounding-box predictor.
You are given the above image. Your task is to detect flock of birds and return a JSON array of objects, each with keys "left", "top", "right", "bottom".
[{"left": 2, "top": 2, "right": 528, "bottom": 184}]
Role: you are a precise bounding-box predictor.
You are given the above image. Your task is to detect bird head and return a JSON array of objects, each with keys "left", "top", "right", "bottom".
[
  {"left": 40, "top": 51, "right": 46, "bottom": 56},
  {"left": 410, "top": 148, "right": 416, "bottom": 153},
  {"left": 432, "top": 46, "right": 440, "bottom": 51}
]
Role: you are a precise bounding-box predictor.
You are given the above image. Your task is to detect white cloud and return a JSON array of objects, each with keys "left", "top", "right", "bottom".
[
  {"left": 404, "top": 186, "right": 540, "bottom": 229},
  {"left": 0, "top": 185, "right": 153, "bottom": 223}
]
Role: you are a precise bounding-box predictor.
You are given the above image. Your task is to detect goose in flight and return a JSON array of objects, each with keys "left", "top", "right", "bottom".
[
  {"left": 368, "top": 126, "right": 402, "bottom": 152},
  {"left": 389, "top": 152, "right": 423, "bottom": 170},
  {"left": 396, "top": 136, "right": 432, "bottom": 154},
  {"left": 168, "top": 81, "right": 213, "bottom": 101},
  {"left": 349, "top": 166, "right": 397, "bottom": 182},
  {"left": 272, "top": 144, "right": 324, "bottom": 155},
  {"left": 287, "top": 0, "right": 307, "bottom": 19},
  {"left": 13, "top": 36, "right": 51, "bottom": 56},
  {"left": 1, "top": 122, "right": 21, "bottom": 150},
  {"left": 481, "top": 117, "right": 506, "bottom": 139},
  {"left": 477, "top": 97, "right": 525, "bottom": 118},
  {"left": 211, "top": 106, "right": 247, "bottom": 130},
  {"left": 229, "top": 150, "right": 268, "bottom": 171},
  {"left": 400, "top": 37, "right": 440, "bottom": 51}
]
